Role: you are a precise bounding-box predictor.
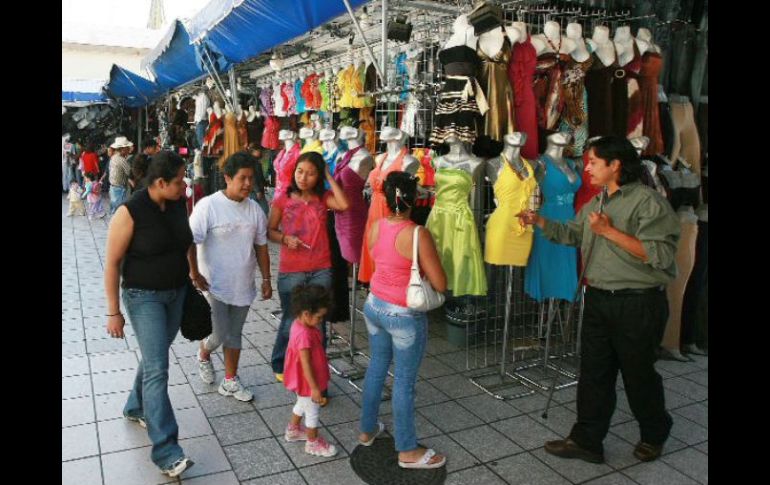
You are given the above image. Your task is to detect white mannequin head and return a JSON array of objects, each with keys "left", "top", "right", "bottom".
[
  {"left": 543, "top": 21, "right": 561, "bottom": 41},
  {"left": 593, "top": 25, "right": 610, "bottom": 44},
  {"left": 548, "top": 132, "right": 573, "bottom": 146},
  {"left": 339, "top": 126, "right": 359, "bottom": 140},
  {"left": 453, "top": 14, "right": 470, "bottom": 35},
  {"left": 512, "top": 21, "right": 528, "bottom": 37},
  {"left": 380, "top": 127, "right": 404, "bottom": 144},
  {"left": 299, "top": 127, "right": 315, "bottom": 140},
  {"left": 444, "top": 135, "right": 460, "bottom": 145},
  {"left": 637, "top": 28, "right": 653, "bottom": 43},
  {"left": 630, "top": 136, "right": 650, "bottom": 155},
  {"left": 248, "top": 105, "right": 256, "bottom": 114},
  {"left": 566, "top": 23, "right": 583, "bottom": 40},
  {"left": 505, "top": 24, "right": 523, "bottom": 44},
  {"left": 614, "top": 26, "right": 632, "bottom": 42},
  {"left": 504, "top": 132, "right": 527, "bottom": 147},
  {"left": 278, "top": 130, "right": 296, "bottom": 142}
]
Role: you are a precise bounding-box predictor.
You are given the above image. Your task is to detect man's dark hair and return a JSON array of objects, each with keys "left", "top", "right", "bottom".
[
  {"left": 131, "top": 154, "right": 152, "bottom": 190},
  {"left": 290, "top": 284, "right": 332, "bottom": 318},
  {"left": 145, "top": 151, "right": 185, "bottom": 185},
  {"left": 587, "top": 136, "right": 644, "bottom": 186},
  {"left": 223, "top": 151, "right": 258, "bottom": 178},
  {"left": 142, "top": 139, "right": 159, "bottom": 152}
]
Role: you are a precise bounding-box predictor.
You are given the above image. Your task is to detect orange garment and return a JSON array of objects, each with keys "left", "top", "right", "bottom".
[
  {"left": 359, "top": 107, "right": 376, "bottom": 154},
  {"left": 237, "top": 114, "right": 249, "bottom": 149},
  {"left": 218, "top": 112, "right": 240, "bottom": 168},
  {"left": 357, "top": 148, "right": 407, "bottom": 283}
]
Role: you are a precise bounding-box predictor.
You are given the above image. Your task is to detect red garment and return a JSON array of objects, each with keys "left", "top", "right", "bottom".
[
  {"left": 574, "top": 151, "right": 601, "bottom": 213},
  {"left": 301, "top": 74, "right": 315, "bottom": 110},
  {"left": 81, "top": 151, "right": 100, "bottom": 175},
  {"left": 260, "top": 116, "right": 280, "bottom": 150},
  {"left": 624, "top": 43, "right": 644, "bottom": 137},
  {"left": 639, "top": 52, "right": 665, "bottom": 156},
  {"left": 273, "top": 191, "right": 332, "bottom": 273},
  {"left": 185, "top": 183, "right": 206, "bottom": 215},
  {"left": 203, "top": 112, "right": 224, "bottom": 156},
  {"left": 508, "top": 36, "right": 539, "bottom": 159},
  {"left": 283, "top": 320, "right": 330, "bottom": 396}
]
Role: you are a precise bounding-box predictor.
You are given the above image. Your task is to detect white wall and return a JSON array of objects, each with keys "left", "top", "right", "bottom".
[{"left": 62, "top": 44, "right": 151, "bottom": 81}]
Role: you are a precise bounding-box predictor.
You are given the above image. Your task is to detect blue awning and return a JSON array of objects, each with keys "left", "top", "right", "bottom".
[
  {"left": 142, "top": 20, "right": 221, "bottom": 91},
  {"left": 62, "top": 79, "right": 108, "bottom": 105},
  {"left": 187, "top": 0, "right": 370, "bottom": 65},
  {"left": 104, "top": 65, "right": 164, "bottom": 107}
]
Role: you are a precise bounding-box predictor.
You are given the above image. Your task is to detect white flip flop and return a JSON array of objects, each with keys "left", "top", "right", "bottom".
[
  {"left": 359, "top": 422, "right": 386, "bottom": 446},
  {"left": 398, "top": 448, "right": 446, "bottom": 469}
]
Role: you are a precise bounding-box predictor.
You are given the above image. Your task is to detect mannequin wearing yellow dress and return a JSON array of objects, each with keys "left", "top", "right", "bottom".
[{"left": 485, "top": 132, "right": 538, "bottom": 266}]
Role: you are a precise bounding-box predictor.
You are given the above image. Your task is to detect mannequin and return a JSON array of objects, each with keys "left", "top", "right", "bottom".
[
  {"left": 320, "top": 128, "right": 341, "bottom": 180},
  {"left": 636, "top": 28, "right": 661, "bottom": 54},
  {"left": 565, "top": 23, "right": 591, "bottom": 63},
  {"left": 505, "top": 22, "right": 524, "bottom": 46},
  {"left": 477, "top": 25, "right": 515, "bottom": 141},
  {"left": 357, "top": 127, "right": 418, "bottom": 283},
  {"left": 444, "top": 14, "right": 477, "bottom": 50},
  {"left": 532, "top": 21, "right": 562, "bottom": 56},
  {"left": 299, "top": 126, "right": 322, "bottom": 154},
  {"left": 247, "top": 105, "right": 258, "bottom": 122},
  {"left": 478, "top": 26, "right": 507, "bottom": 59},
  {"left": 273, "top": 130, "right": 300, "bottom": 202},
  {"left": 193, "top": 90, "right": 210, "bottom": 149},
  {"left": 425, "top": 134, "right": 487, "bottom": 297},
  {"left": 338, "top": 126, "right": 374, "bottom": 181},
  {"left": 212, "top": 100, "right": 224, "bottom": 119},
  {"left": 525, "top": 131, "right": 582, "bottom": 303},
  {"left": 485, "top": 132, "right": 538, "bottom": 267},
  {"left": 634, "top": 136, "right": 667, "bottom": 198},
  {"left": 587, "top": 26, "right": 616, "bottom": 67},
  {"left": 614, "top": 26, "right": 639, "bottom": 67},
  {"left": 202, "top": 101, "right": 225, "bottom": 156}
]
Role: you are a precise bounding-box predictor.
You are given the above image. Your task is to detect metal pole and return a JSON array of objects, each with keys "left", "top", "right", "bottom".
[
  {"left": 228, "top": 68, "right": 239, "bottom": 112},
  {"left": 381, "top": 0, "right": 388, "bottom": 87},
  {"left": 341, "top": 0, "right": 386, "bottom": 86},
  {"left": 136, "top": 107, "right": 142, "bottom": 150}
]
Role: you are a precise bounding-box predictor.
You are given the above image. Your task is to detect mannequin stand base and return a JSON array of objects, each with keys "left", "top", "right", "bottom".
[{"left": 350, "top": 437, "right": 446, "bottom": 485}]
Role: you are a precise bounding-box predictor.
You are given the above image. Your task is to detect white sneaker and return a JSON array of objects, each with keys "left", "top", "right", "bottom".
[
  {"left": 305, "top": 436, "right": 338, "bottom": 457},
  {"left": 218, "top": 376, "right": 253, "bottom": 402},
  {"left": 123, "top": 414, "right": 146, "bottom": 429},
  {"left": 161, "top": 457, "right": 194, "bottom": 478},
  {"left": 198, "top": 356, "right": 215, "bottom": 384}
]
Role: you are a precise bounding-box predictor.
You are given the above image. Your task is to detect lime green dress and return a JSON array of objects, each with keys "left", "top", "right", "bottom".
[{"left": 426, "top": 168, "right": 487, "bottom": 296}]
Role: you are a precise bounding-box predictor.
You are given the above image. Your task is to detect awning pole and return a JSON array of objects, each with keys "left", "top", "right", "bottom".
[
  {"left": 341, "top": 0, "right": 385, "bottom": 86},
  {"left": 381, "top": 0, "right": 388, "bottom": 87},
  {"left": 229, "top": 68, "right": 239, "bottom": 112}
]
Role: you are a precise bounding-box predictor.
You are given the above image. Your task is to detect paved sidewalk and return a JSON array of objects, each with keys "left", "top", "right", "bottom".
[{"left": 62, "top": 195, "right": 708, "bottom": 485}]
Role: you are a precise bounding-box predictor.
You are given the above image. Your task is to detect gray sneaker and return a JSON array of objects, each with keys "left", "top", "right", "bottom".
[
  {"left": 218, "top": 376, "right": 253, "bottom": 402},
  {"left": 198, "top": 358, "right": 215, "bottom": 384},
  {"left": 161, "top": 457, "right": 194, "bottom": 478},
  {"left": 124, "top": 414, "right": 146, "bottom": 429}
]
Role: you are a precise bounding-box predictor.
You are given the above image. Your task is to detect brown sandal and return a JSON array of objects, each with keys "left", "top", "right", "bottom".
[{"left": 634, "top": 442, "right": 663, "bottom": 462}]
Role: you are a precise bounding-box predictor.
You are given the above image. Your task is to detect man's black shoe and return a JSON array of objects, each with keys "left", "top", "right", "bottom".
[
  {"left": 544, "top": 439, "right": 605, "bottom": 464},
  {"left": 634, "top": 442, "right": 663, "bottom": 462}
]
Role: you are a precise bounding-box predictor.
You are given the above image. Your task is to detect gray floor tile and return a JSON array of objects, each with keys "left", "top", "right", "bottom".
[
  {"left": 318, "top": 394, "right": 362, "bottom": 426},
  {"left": 381, "top": 410, "right": 443, "bottom": 441},
  {"left": 413, "top": 379, "right": 454, "bottom": 407},
  {"left": 160, "top": 471, "right": 239, "bottom": 485},
  {"left": 299, "top": 459, "right": 367, "bottom": 485},
  {"left": 210, "top": 411, "right": 273, "bottom": 446},
  {"left": 420, "top": 433, "right": 479, "bottom": 473},
  {"left": 252, "top": 382, "right": 298, "bottom": 410},
  {"left": 695, "top": 441, "right": 707, "bottom": 455},
  {"left": 419, "top": 400, "right": 484, "bottom": 433},
  {"left": 63, "top": 341, "right": 87, "bottom": 357},
  {"left": 242, "top": 470, "right": 307, "bottom": 485},
  {"left": 92, "top": 368, "right": 137, "bottom": 395},
  {"left": 531, "top": 447, "right": 613, "bottom": 483},
  {"left": 259, "top": 404, "right": 297, "bottom": 436},
  {"left": 449, "top": 425, "right": 522, "bottom": 463},
  {"left": 672, "top": 403, "right": 708, "bottom": 429},
  {"left": 494, "top": 415, "right": 561, "bottom": 451},
  {"left": 63, "top": 374, "right": 92, "bottom": 399},
  {"left": 178, "top": 435, "right": 233, "bottom": 480},
  {"left": 487, "top": 452, "right": 571, "bottom": 485},
  {"left": 62, "top": 423, "right": 99, "bottom": 461},
  {"left": 94, "top": 391, "right": 130, "bottom": 421},
  {"left": 680, "top": 370, "right": 708, "bottom": 387},
  {"left": 86, "top": 337, "right": 130, "bottom": 354},
  {"left": 584, "top": 472, "right": 638, "bottom": 485},
  {"left": 168, "top": 383, "right": 199, "bottom": 410},
  {"left": 237, "top": 364, "right": 276, "bottom": 387},
  {"left": 98, "top": 417, "right": 152, "bottom": 454},
  {"left": 224, "top": 437, "right": 295, "bottom": 481},
  {"left": 669, "top": 416, "right": 708, "bottom": 445},
  {"left": 445, "top": 465, "right": 507, "bottom": 484},
  {"left": 623, "top": 460, "right": 700, "bottom": 485},
  {"left": 660, "top": 448, "right": 708, "bottom": 484},
  {"left": 62, "top": 396, "right": 96, "bottom": 427},
  {"left": 89, "top": 350, "right": 139, "bottom": 374},
  {"left": 177, "top": 406, "right": 214, "bottom": 440},
  {"left": 62, "top": 456, "right": 103, "bottom": 485},
  {"left": 63, "top": 355, "right": 91, "bottom": 377},
  {"left": 279, "top": 429, "right": 348, "bottom": 468},
  {"left": 197, "top": 391, "right": 256, "bottom": 418},
  {"left": 602, "top": 432, "right": 639, "bottom": 471},
  {"left": 428, "top": 374, "right": 485, "bottom": 400},
  {"left": 418, "top": 356, "right": 459, "bottom": 379},
  {"left": 456, "top": 394, "right": 523, "bottom": 422},
  {"left": 529, "top": 405, "right": 577, "bottom": 437}
]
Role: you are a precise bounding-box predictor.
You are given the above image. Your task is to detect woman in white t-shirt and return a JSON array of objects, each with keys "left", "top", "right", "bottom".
[{"left": 187, "top": 151, "right": 273, "bottom": 402}]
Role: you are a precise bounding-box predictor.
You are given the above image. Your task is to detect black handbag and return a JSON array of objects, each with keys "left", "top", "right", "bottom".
[
  {"left": 467, "top": 1, "right": 503, "bottom": 35},
  {"left": 180, "top": 281, "right": 212, "bottom": 341}
]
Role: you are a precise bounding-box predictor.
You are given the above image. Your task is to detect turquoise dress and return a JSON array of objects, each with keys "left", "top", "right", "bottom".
[
  {"left": 426, "top": 168, "right": 487, "bottom": 296},
  {"left": 525, "top": 155, "right": 582, "bottom": 301},
  {"left": 295, "top": 79, "right": 306, "bottom": 113}
]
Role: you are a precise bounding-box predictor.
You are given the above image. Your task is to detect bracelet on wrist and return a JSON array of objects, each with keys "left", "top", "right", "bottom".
[{"left": 107, "top": 312, "right": 123, "bottom": 317}]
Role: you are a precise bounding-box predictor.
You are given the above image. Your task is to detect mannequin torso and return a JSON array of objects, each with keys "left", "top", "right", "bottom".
[
  {"left": 342, "top": 134, "right": 374, "bottom": 181},
  {"left": 487, "top": 134, "right": 529, "bottom": 185},
  {"left": 588, "top": 26, "right": 616, "bottom": 67},
  {"left": 566, "top": 23, "right": 591, "bottom": 62},
  {"left": 478, "top": 27, "right": 506, "bottom": 59},
  {"left": 532, "top": 21, "right": 562, "bottom": 56},
  {"left": 444, "top": 14, "right": 477, "bottom": 50},
  {"left": 614, "top": 26, "right": 636, "bottom": 67},
  {"left": 540, "top": 133, "right": 578, "bottom": 184}
]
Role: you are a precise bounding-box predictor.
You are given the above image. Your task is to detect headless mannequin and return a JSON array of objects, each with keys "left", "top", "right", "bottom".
[
  {"left": 532, "top": 21, "right": 562, "bottom": 56},
  {"left": 614, "top": 26, "right": 643, "bottom": 67},
  {"left": 444, "top": 14, "right": 477, "bottom": 49},
  {"left": 377, "top": 127, "right": 419, "bottom": 175},
  {"left": 537, "top": 132, "right": 579, "bottom": 184},
  {"left": 279, "top": 131, "right": 297, "bottom": 151},
  {"left": 247, "top": 105, "right": 258, "bottom": 122},
  {"left": 320, "top": 129, "right": 341, "bottom": 168},
  {"left": 478, "top": 26, "right": 507, "bottom": 59},
  {"left": 487, "top": 132, "right": 530, "bottom": 185},
  {"left": 566, "top": 23, "right": 591, "bottom": 63},
  {"left": 506, "top": 22, "right": 526, "bottom": 45},
  {"left": 434, "top": 135, "right": 485, "bottom": 223},
  {"left": 636, "top": 28, "right": 661, "bottom": 54},
  {"left": 588, "top": 26, "right": 616, "bottom": 67},
  {"left": 212, "top": 101, "right": 223, "bottom": 119},
  {"left": 339, "top": 126, "right": 374, "bottom": 181},
  {"left": 299, "top": 127, "right": 318, "bottom": 146}
]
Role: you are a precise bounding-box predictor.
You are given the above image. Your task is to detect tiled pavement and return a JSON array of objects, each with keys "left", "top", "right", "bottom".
[{"left": 62, "top": 196, "right": 708, "bottom": 485}]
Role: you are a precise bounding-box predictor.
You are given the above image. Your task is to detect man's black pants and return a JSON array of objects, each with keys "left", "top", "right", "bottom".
[{"left": 569, "top": 287, "right": 673, "bottom": 454}]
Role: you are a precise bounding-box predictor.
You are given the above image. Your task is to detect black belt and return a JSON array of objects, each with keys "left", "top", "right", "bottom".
[{"left": 586, "top": 285, "right": 664, "bottom": 296}]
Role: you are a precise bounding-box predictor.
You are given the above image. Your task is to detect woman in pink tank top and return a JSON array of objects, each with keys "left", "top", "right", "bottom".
[{"left": 358, "top": 172, "right": 449, "bottom": 469}]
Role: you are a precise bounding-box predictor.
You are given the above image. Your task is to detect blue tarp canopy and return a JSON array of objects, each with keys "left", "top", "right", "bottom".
[
  {"left": 187, "top": 0, "right": 370, "bottom": 65},
  {"left": 62, "top": 79, "right": 108, "bottom": 105},
  {"left": 142, "top": 20, "right": 224, "bottom": 91},
  {"left": 104, "top": 65, "right": 164, "bottom": 107}
]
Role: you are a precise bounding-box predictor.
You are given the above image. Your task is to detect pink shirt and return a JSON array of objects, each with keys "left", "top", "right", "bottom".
[
  {"left": 274, "top": 191, "right": 332, "bottom": 273},
  {"left": 370, "top": 219, "right": 415, "bottom": 307},
  {"left": 283, "top": 320, "right": 330, "bottom": 396}
]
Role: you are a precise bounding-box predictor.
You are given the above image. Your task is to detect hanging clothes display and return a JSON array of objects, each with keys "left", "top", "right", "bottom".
[
  {"left": 337, "top": 65, "right": 357, "bottom": 108},
  {"left": 508, "top": 34, "right": 539, "bottom": 160},
  {"left": 301, "top": 139, "right": 323, "bottom": 155},
  {"left": 319, "top": 74, "right": 330, "bottom": 112},
  {"left": 202, "top": 111, "right": 224, "bottom": 156},
  {"left": 559, "top": 54, "right": 593, "bottom": 158},
  {"left": 426, "top": 167, "right": 487, "bottom": 296},
  {"left": 624, "top": 42, "right": 644, "bottom": 138},
  {"left": 237, "top": 113, "right": 249, "bottom": 149},
  {"left": 525, "top": 155, "right": 582, "bottom": 302},
  {"left": 273, "top": 84, "right": 286, "bottom": 117},
  {"left": 484, "top": 156, "right": 537, "bottom": 266},
  {"left": 283, "top": 81, "right": 297, "bottom": 115},
  {"left": 333, "top": 147, "right": 368, "bottom": 264},
  {"left": 358, "top": 149, "right": 407, "bottom": 283},
  {"left": 585, "top": 53, "right": 627, "bottom": 138},
  {"left": 532, "top": 52, "right": 568, "bottom": 148},
  {"left": 363, "top": 62, "right": 377, "bottom": 107},
  {"left": 640, "top": 52, "right": 665, "bottom": 156},
  {"left": 260, "top": 86, "right": 274, "bottom": 116},
  {"left": 261, "top": 116, "right": 280, "bottom": 150},
  {"left": 295, "top": 79, "right": 306, "bottom": 113},
  {"left": 247, "top": 115, "right": 264, "bottom": 146},
  {"left": 218, "top": 112, "right": 241, "bottom": 169},
  {"left": 360, "top": 107, "right": 377, "bottom": 154},
  {"left": 478, "top": 37, "right": 515, "bottom": 141},
  {"left": 430, "top": 46, "right": 488, "bottom": 145},
  {"left": 272, "top": 143, "right": 301, "bottom": 202}
]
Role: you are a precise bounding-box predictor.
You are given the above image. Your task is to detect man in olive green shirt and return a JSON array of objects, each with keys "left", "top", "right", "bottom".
[{"left": 519, "top": 136, "right": 680, "bottom": 464}]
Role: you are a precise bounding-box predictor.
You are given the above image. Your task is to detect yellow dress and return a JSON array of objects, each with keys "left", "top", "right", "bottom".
[
  {"left": 301, "top": 139, "right": 323, "bottom": 155},
  {"left": 352, "top": 64, "right": 366, "bottom": 108},
  {"left": 338, "top": 65, "right": 356, "bottom": 108},
  {"left": 484, "top": 156, "right": 537, "bottom": 266}
]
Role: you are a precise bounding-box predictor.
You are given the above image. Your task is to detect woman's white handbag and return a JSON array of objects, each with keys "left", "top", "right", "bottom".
[{"left": 406, "top": 226, "right": 445, "bottom": 311}]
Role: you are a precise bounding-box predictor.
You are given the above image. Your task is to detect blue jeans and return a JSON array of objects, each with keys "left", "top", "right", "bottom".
[
  {"left": 122, "top": 286, "right": 186, "bottom": 469},
  {"left": 110, "top": 185, "right": 127, "bottom": 214},
  {"left": 271, "top": 269, "right": 332, "bottom": 373},
  {"left": 360, "top": 293, "right": 427, "bottom": 452},
  {"left": 195, "top": 120, "right": 208, "bottom": 149}
]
